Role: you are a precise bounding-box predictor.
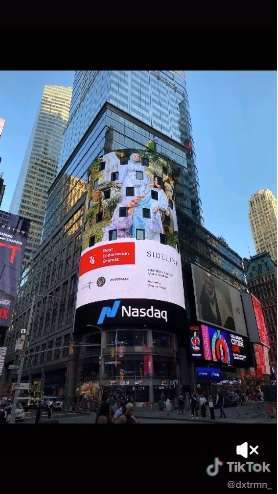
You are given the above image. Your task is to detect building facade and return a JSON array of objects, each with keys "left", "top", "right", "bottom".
[
  {"left": 249, "top": 189, "right": 277, "bottom": 262},
  {"left": 2, "top": 72, "right": 255, "bottom": 404},
  {"left": 244, "top": 252, "right": 277, "bottom": 368},
  {"left": 10, "top": 85, "right": 72, "bottom": 269}
]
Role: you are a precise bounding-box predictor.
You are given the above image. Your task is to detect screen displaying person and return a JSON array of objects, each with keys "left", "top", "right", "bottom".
[{"left": 198, "top": 271, "right": 235, "bottom": 331}]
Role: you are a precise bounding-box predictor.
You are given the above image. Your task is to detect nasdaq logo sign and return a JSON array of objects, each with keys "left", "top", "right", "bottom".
[{"left": 97, "top": 300, "right": 121, "bottom": 325}]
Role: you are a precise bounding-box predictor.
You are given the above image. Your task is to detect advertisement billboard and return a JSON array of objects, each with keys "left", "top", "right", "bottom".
[
  {"left": 251, "top": 295, "right": 270, "bottom": 347},
  {"left": 201, "top": 324, "right": 251, "bottom": 368},
  {"left": 75, "top": 149, "right": 186, "bottom": 332},
  {"left": 195, "top": 367, "right": 221, "bottom": 380},
  {"left": 189, "top": 325, "right": 203, "bottom": 359},
  {"left": 241, "top": 292, "right": 260, "bottom": 343},
  {"left": 0, "top": 211, "right": 29, "bottom": 327},
  {"left": 191, "top": 264, "right": 247, "bottom": 335}
]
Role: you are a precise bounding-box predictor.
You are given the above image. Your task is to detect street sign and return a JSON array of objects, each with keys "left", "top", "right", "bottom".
[{"left": 14, "top": 383, "right": 30, "bottom": 390}]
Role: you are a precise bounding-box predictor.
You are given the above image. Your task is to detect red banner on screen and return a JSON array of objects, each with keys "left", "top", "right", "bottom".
[
  {"left": 254, "top": 344, "right": 266, "bottom": 376},
  {"left": 251, "top": 295, "right": 270, "bottom": 347},
  {"left": 79, "top": 242, "right": 135, "bottom": 276}
]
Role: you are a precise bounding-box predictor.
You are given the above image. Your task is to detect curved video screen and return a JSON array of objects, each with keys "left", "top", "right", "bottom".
[{"left": 75, "top": 149, "right": 186, "bottom": 331}]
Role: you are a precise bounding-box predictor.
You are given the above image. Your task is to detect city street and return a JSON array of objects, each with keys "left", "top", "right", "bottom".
[{"left": 21, "top": 403, "right": 276, "bottom": 425}]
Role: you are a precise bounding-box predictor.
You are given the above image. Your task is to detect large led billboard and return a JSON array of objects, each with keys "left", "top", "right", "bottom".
[
  {"left": 75, "top": 149, "right": 186, "bottom": 331},
  {"left": 191, "top": 264, "right": 247, "bottom": 336},
  {"left": 190, "top": 323, "right": 252, "bottom": 368},
  {"left": 251, "top": 295, "right": 270, "bottom": 347},
  {"left": 0, "top": 212, "right": 29, "bottom": 327}
]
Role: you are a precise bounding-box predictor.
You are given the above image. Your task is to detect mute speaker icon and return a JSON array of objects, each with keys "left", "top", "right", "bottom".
[
  {"left": 236, "top": 442, "right": 248, "bottom": 458},
  {"left": 236, "top": 442, "right": 259, "bottom": 458}
]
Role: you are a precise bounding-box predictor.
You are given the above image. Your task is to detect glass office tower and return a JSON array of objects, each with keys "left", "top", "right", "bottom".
[
  {"left": 4, "top": 72, "right": 203, "bottom": 405},
  {"left": 10, "top": 85, "right": 72, "bottom": 269}
]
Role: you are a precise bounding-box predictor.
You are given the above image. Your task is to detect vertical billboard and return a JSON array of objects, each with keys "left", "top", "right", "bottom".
[
  {"left": 75, "top": 149, "right": 186, "bottom": 331},
  {"left": 0, "top": 211, "right": 29, "bottom": 327},
  {"left": 191, "top": 264, "right": 247, "bottom": 335},
  {"left": 251, "top": 295, "right": 270, "bottom": 347}
]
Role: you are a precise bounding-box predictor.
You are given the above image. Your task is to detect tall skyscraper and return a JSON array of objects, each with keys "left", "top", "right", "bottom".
[
  {"left": 3, "top": 72, "right": 254, "bottom": 405},
  {"left": 244, "top": 252, "right": 277, "bottom": 368},
  {"left": 10, "top": 85, "right": 72, "bottom": 267},
  {"left": 249, "top": 189, "right": 277, "bottom": 262}
]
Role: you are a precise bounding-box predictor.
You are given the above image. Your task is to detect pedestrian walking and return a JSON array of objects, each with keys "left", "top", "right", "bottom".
[
  {"left": 177, "top": 393, "right": 185, "bottom": 415},
  {"left": 95, "top": 400, "right": 111, "bottom": 424},
  {"left": 165, "top": 398, "right": 172, "bottom": 416},
  {"left": 208, "top": 395, "right": 215, "bottom": 420},
  {"left": 158, "top": 396, "right": 166, "bottom": 411},
  {"left": 0, "top": 407, "right": 6, "bottom": 424},
  {"left": 47, "top": 402, "right": 52, "bottom": 419},
  {"left": 112, "top": 400, "right": 126, "bottom": 422},
  {"left": 125, "top": 403, "right": 138, "bottom": 424},
  {"left": 216, "top": 391, "right": 226, "bottom": 418},
  {"left": 190, "top": 393, "right": 199, "bottom": 418},
  {"left": 199, "top": 393, "right": 207, "bottom": 418},
  {"left": 35, "top": 401, "right": 42, "bottom": 424}
]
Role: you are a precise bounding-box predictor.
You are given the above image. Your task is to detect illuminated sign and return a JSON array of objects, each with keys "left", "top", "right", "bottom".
[
  {"left": 0, "top": 211, "right": 29, "bottom": 327},
  {"left": 189, "top": 325, "right": 203, "bottom": 359},
  {"left": 191, "top": 264, "right": 247, "bottom": 336},
  {"left": 196, "top": 367, "right": 221, "bottom": 380},
  {"left": 192, "top": 324, "right": 252, "bottom": 368},
  {"left": 251, "top": 295, "right": 270, "bottom": 347},
  {"left": 75, "top": 149, "right": 186, "bottom": 332}
]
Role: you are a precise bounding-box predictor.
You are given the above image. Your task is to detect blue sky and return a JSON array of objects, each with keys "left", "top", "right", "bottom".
[{"left": 0, "top": 71, "right": 276, "bottom": 259}]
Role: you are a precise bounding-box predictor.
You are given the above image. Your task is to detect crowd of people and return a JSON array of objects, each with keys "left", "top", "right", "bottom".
[
  {"left": 95, "top": 392, "right": 139, "bottom": 424},
  {"left": 156, "top": 387, "right": 255, "bottom": 420}
]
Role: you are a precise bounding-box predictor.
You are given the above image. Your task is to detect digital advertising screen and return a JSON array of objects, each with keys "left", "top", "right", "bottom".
[
  {"left": 0, "top": 212, "right": 29, "bottom": 327},
  {"left": 189, "top": 325, "right": 203, "bottom": 359},
  {"left": 191, "top": 264, "right": 247, "bottom": 336},
  {"left": 251, "top": 294, "right": 270, "bottom": 347},
  {"left": 195, "top": 367, "right": 221, "bottom": 380},
  {"left": 201, "top": 324, "right": 251, "bottom": 368},
  {"left": 75, "top": 149, "right": 186, "bottom": 332}
]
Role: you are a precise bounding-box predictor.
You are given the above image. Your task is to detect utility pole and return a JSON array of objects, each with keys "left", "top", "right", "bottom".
[{"left": 10, "top": 295, "right": 36, "bottom": 423}]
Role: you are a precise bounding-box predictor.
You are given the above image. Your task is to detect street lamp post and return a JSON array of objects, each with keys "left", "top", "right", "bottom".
[{"left": 10, "top": 295, "right": 36, "bottom": 424}]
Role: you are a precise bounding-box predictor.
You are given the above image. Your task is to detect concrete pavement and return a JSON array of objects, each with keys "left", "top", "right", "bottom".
[{"left": 22, "top": 402, "right": 276, "bottom": 424}]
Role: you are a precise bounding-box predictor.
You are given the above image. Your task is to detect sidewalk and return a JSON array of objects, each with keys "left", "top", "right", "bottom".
[{"left": 133, "top": 403, "right": 276, "bottom": 424}]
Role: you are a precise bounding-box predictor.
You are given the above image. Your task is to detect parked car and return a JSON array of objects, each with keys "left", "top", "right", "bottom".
[{"left": 5, "top": 402, "right": 26, "bottom": 422}]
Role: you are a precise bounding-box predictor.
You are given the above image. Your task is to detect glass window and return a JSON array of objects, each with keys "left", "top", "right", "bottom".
[
  {"left": 136, "top": 171, "right": 143, "bottom": 180},
  {"left": 152, "top": 332, "right": 171, "bottom": 348},
  {"left": 103, "top": 189, "right": 110, "bottom": 199},
  {"left": 126, "top": 187, "right": 134, "bottom": 196},
  {"left": 151, "top": 190, "right": 158, "bottom": 200},
  {"left": 89, "top": 235, "right": 95, "bottom": 247},
  {"left": 111, "top": 172, "right": 119, "bottom": 181},
  {"left": 153, "top": 356, "right": 176, "bottom": 379},
  {"left": 160, "top": 233, "right": 167, "bottom": 244},
  {"left": 143, "top": 208, "right": 151, "bottom": 219},
  {"left": 119, "top": 207, "right": 128, "bottom": 217},
  {"left": 109, "top": 230, "right": 117, "bottom": 241},
  {"left": 136, "top": 229, "right": 145, "bottom": 240}
]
